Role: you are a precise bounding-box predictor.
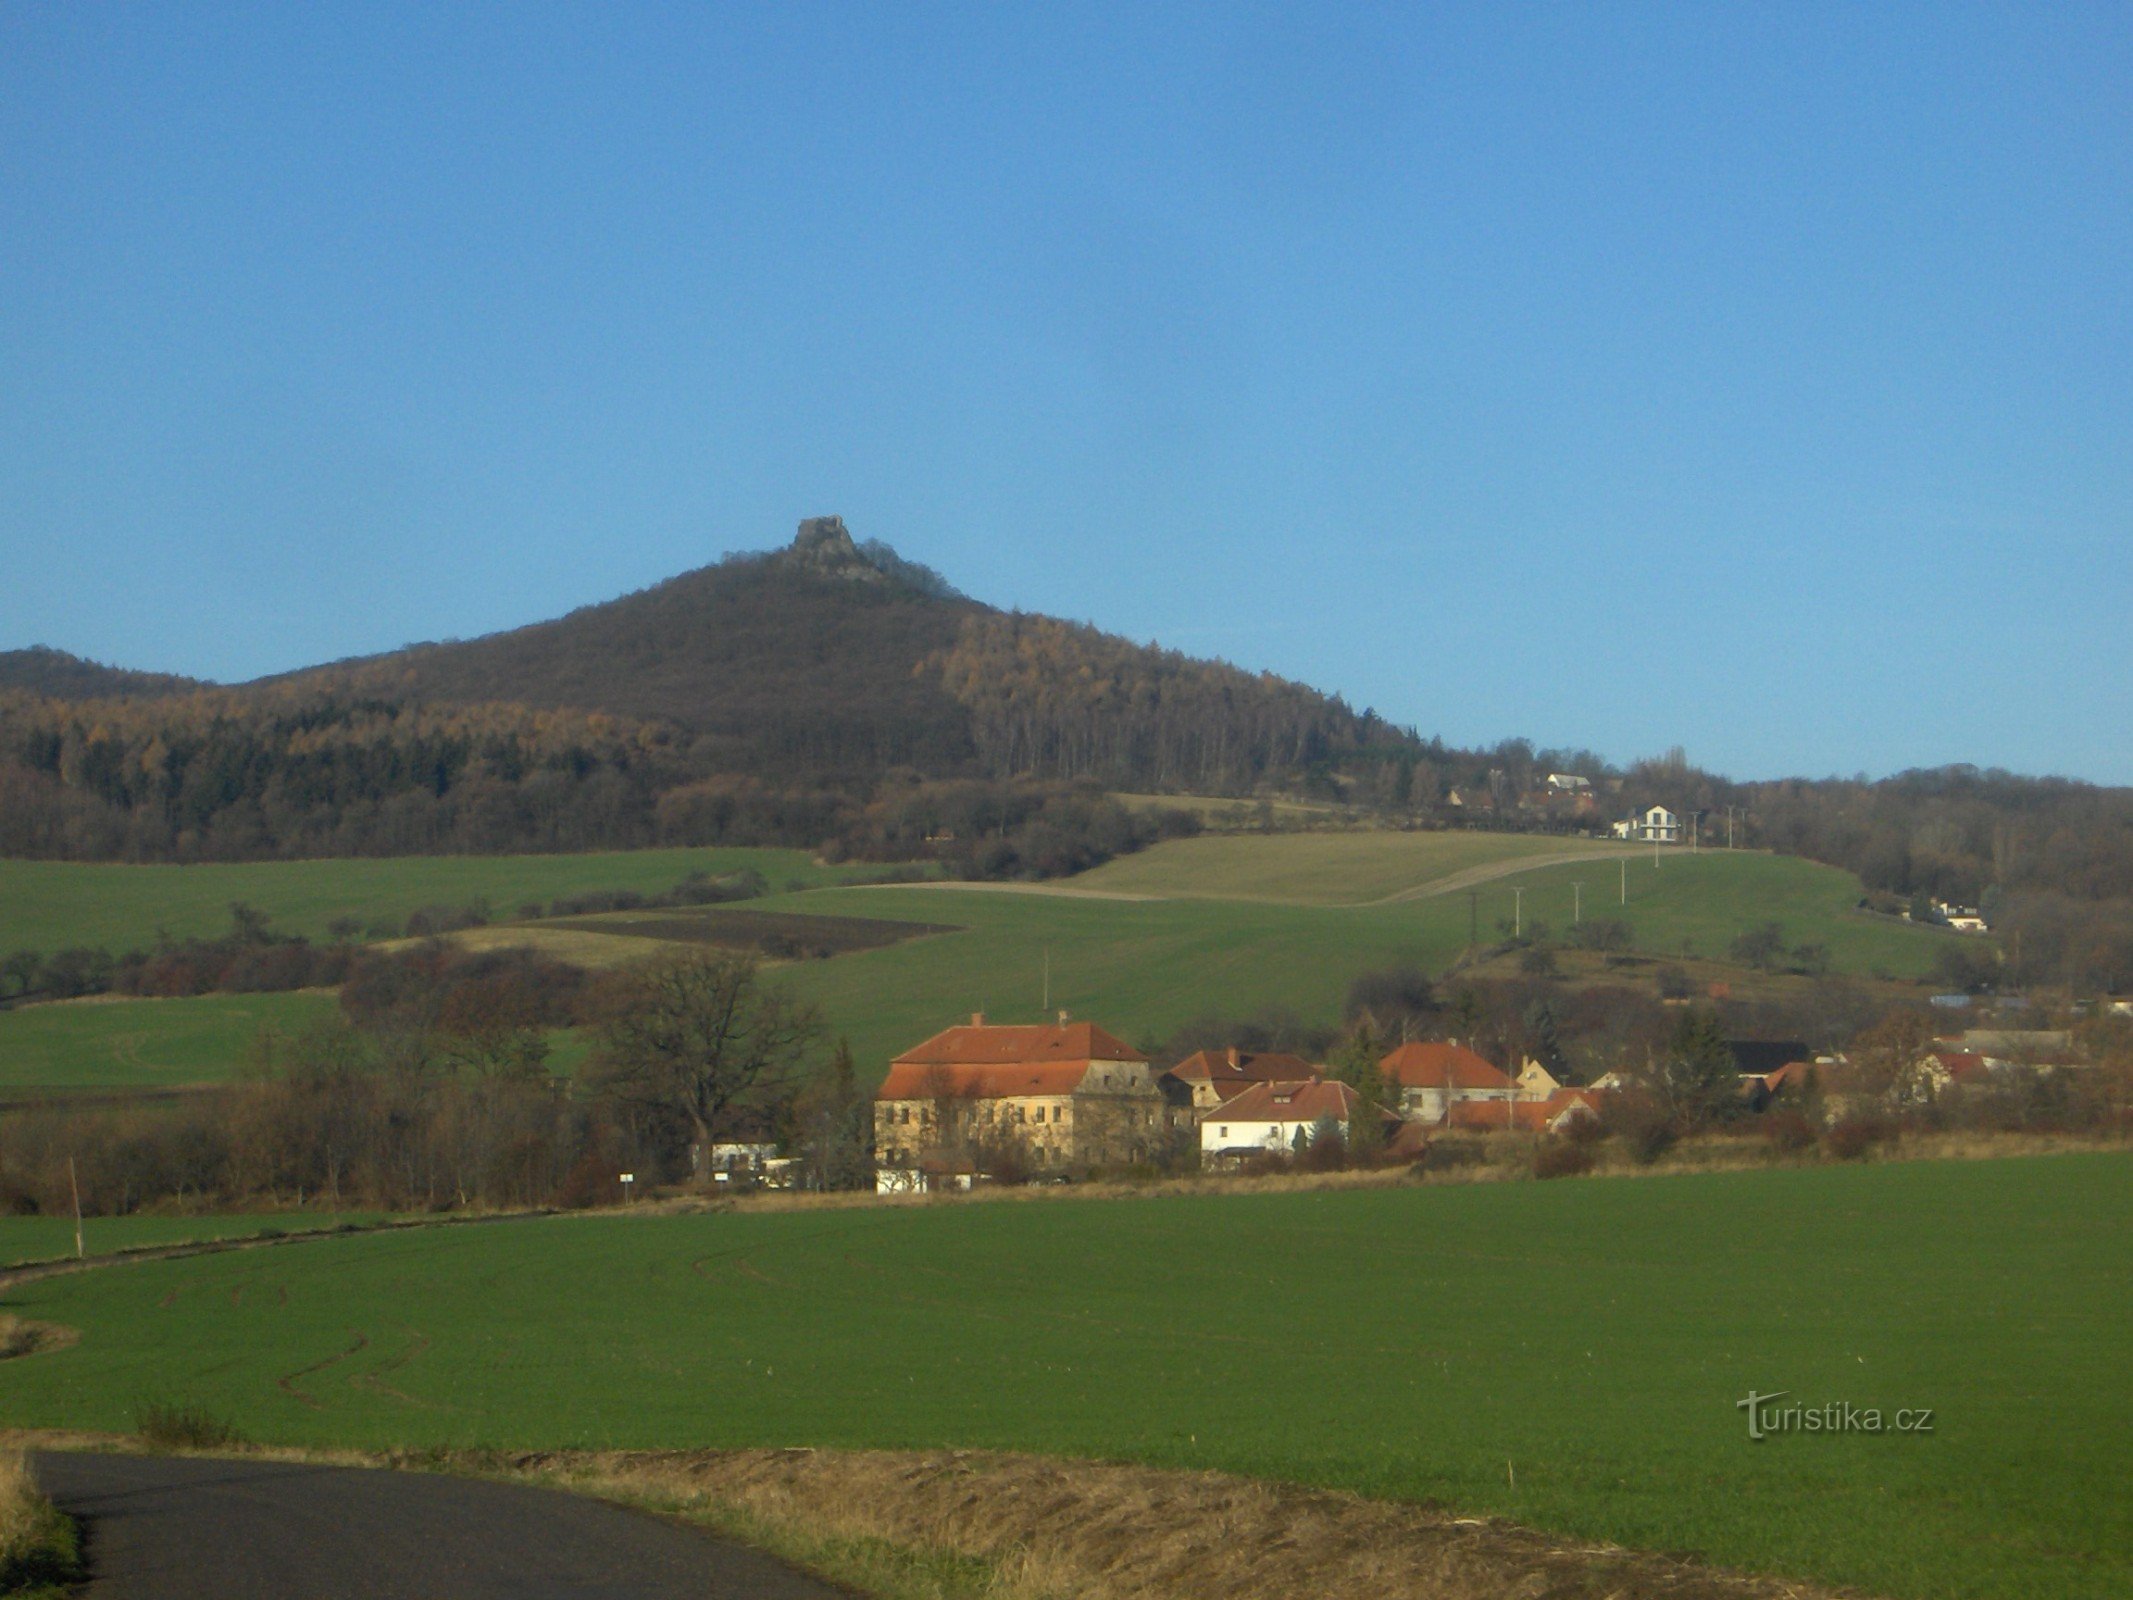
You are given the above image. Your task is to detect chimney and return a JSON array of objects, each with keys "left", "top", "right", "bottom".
[
  {"left": 1226, "top": 1045, "right": 1240, "bottom": 1069},
  {"left": 970, "top": 1011, "right": 985, "bottom": 1027},
  {"left": 1057, "top": 1009, "right": 1070, "bottom": 1027}
]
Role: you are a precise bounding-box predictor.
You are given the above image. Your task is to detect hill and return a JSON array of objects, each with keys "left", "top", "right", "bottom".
[
  {"left": 0, "top": 646, "right": 199, "bottom": 700},
  {"left": 0, "top": 518, "right": 1418, "bottom": 862},
  {"left": 296, "top": 518, "right": 989, "bottom": 775}
]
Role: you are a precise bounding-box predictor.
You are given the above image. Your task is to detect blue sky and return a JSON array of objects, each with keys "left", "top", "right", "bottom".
[{"left": 3, "top": 4, "right": 2127, "bottom": 782}]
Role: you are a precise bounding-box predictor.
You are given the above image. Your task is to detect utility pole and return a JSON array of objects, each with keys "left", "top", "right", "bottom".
[
  {"left": 69, "top": 1156, "right": 83, "bottom": 1260},
  {"left": 1727, "top": 805, "right": 1736, "bottom": 849},
  {"left": 1514, "top": 886, "right": 1523, "bottom": 939},
  {"left": 1467, "top": 889, "right": 1479, "bottom": 952},
  {"left": 1573, "top": 882, "right": 1582, "bottom": 925},
  {"left": 1620, "top": 857, "right": 1627, "bottom": 905}
]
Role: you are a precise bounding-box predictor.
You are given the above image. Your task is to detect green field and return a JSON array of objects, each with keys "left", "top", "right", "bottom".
[
  {"left": 0, "top": 991, "right": 337, "bottom": 1094},
  {"left": 0, "top": 1156, "right": 2123, "bottom": 1599},
  {"left": 774, "top": 845, "right": 1951, "bottom": 1074},
  {"left": 0, "top": 1212, "right": 381, "bottom": 1267},
  {"left": 1072, "top": 829, "right": 1625, "bottom": 903},
  {"left": 0, "top": 846, "right": 870, "bottom": 954},
  {"left": 0, "top": 840, "right": 1955, "bottom": 1092}
]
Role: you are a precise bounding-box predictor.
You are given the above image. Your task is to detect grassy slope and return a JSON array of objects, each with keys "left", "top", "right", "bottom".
[
  {"left": 0, "top": 845, "right": 1952, "bottom": 1092},
  {"left": 0, "top": 847, "right": 859, "bottom": 953},
  {"left": 0, "top": 1156, "right": 2123, "bottom": 1600},
  {"left": 0, "top": 992, "right": 337, "bottom": 1094},
  {"left": 1071, "top": 830, "right": 1619, "bottom": 903},
  {"left": 776, "top": 847, "right": 1950, "bottom": 1075}
]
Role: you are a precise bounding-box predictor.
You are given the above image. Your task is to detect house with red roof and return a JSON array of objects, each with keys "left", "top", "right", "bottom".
[
  {"left": 1379, "top": 1041, "right": 1515, "bottom": 1124},
  {"left": 1446, "top": 1086, "right": 1605, "bottom": 1134},
  {"left": 873, "top": 1012, "right": 1165, "bottom": 1191},
  {"left": 1199, "top": 1076, "right": 1377, "bottom": 1166},
  {"left": 1160, "top": 1046, "right": 1319, "bottom": 1116}
]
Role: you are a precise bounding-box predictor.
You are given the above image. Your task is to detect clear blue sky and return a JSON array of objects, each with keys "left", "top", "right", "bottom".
[{"left": 3, "top": 4, "right": 2127, "bottom": 782}]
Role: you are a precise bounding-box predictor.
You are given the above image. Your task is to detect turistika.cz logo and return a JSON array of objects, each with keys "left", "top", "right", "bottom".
[{"left": 1736, "top": 1390, "right": 1935, "bottom": 1441}]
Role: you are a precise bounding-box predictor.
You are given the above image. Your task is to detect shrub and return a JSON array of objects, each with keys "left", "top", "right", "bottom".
[
  {"left": 1825, "top": 1115, "right": 1899, "bottom": 1161},
  {"left": 135, "top": 1401, "right": 245, "bottom": 1450},
  {"left": 1760, "top": 1110, "right": 1819, "bottom": 1154},
  {"left": 0, "top": 1452, "right": 80, "bottom": 1593},
  {"left": 1531, "top": 1140, "right": 1595, "bottom": 1180}
]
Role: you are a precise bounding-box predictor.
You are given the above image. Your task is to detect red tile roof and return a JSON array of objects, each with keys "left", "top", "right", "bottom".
[
  {"left": 1379, "top": 1041, "right": 1512, "bottom": 1091},
  {"left": 1166, "top": 1048, "right": 1318, "bottom": 1087},
  {"left": 877, "top": 1061, "right": 1093, "bottom": 1101},
  {"left": 1447, "top": 1099, "right": 1547, "bottom": 1131},
  {"left": 892, "top": 1019, "right": 1142, "bottom": 1068},
  {"left": 1926, "top": 1050, "right": 1989, "bottom": 1084},
  {"left": 1211, "top": 1076, "right": 1367, "bottom": 1125},
  {"left": 1446, "top": 1087, "right": 1605, "bottom": 1132}
]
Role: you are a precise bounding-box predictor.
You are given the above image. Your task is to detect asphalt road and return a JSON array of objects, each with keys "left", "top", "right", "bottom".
[{"left": 33, "top": 1451, "right": 847, "bottom": 1600}]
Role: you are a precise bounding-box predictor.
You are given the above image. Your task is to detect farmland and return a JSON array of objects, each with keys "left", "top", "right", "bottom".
[
  {"left": 1070, "top": 829, "right": 1626, "bottom": 903},
  {"left": 0, "top": 837, "right": 1959, "bottom": 1094},
  {"left": 0, "top": 846, "right": 873, "bottom": 954},
  {"left": 0, "top": 991, "right": 336, "bottom": 1095},
  {"left": 0, "top": 1154, "right": 2124, "bottom": 1599},
  {"left": 0, "top": 1211, "right": 380, "bottom": 1267}
]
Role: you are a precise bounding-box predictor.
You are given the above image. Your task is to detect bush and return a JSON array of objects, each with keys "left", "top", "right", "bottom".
[
  {"left": 135, "top": 1400, "right": 245, "bottom": 1450},
  {"left": 1760, "top": 1110, "right": 1819, "bottom": 1154},
  {"left": 1531, "top": 1139, "right": 1595, "bottom": 1179},
  {"left": 1626, "top": 1118, "right": 1677, "bottom": 1164},
  {"left": 0, "top": 1452, "right": 80, "bottom": 1593},
  {"left": 1825, "top": 1115, "right": 1899, "bottom": 1161}
]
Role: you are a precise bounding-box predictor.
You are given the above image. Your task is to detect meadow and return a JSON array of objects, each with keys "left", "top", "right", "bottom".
[
  {"left": 0, "top": 1154, "right": 2123, "bottom": 1600},
  {"left": 0, "top": 838, "right": 1956, "bottom": 1093},
  {"left": 776, "top": 844, "right": 1952, "bottom": 1072},
  {"left": 0, "top": 846, "right": 868, "bottom": 954},
  {"left": 1070, "top": 828, "right": 1624, "bottom": 903},
  {"left": 0, "top": 991, "right": 335, "bottom": 1095},
  {"left": 0, "top": 1212, "right": 380, "bottom": 1267}
]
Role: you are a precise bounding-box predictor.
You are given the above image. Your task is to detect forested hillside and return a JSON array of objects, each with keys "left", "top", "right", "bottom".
[
  {"left": 0, "top": 647, "right": 199, "bottom": 701},
  {"left": 4, "top": 518, "right": 2130, "bottom": 985},
  {"left": 0, "top": 520, "right": 1404, "bottom": 866}
]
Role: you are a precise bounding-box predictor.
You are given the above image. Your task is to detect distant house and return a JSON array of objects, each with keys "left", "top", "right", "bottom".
[
  {"left": 1200, "top": 1077, "right": 1373, "bottom": 1166},
  {"left": 1546, "top": 772, "right": 1593, "bottom": 793},
  {"left": 1160, "top": 1047, "right": 1318, "bottom": 1118},
  {"left": 1379, "top": 1041, "right": 1514, "bottom": 1123},
  {"left": 1446, "top": 1087, "right": 1604, "bottom": 1135},
  {"left": 1632, "top": 805, "right": 1681, "bottom": 845},
  {"left": 1514, "top": 1059, "right": 1562, "bottom": 1100},
  {"left": 873, "top": 1013, "right": 1166, "bottom": 1191}
]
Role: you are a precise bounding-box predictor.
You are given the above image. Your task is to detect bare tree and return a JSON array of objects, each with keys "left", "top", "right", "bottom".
[{"left": 588, "top": 952, "right": 820, "bottom": 1179}]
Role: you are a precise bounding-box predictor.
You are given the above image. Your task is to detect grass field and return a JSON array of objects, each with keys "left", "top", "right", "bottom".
[
  {"left": 0, "top": 847, "right": 871, "bottom": 954},
  {"left": 788, "top": 847, "right": 1951, "bottom": 1073},
  {"left": 0, "top": 843, "right": 1954, "bottom": 1093},
  {"left": 0, "top": 1155, "right": 2123, "bottom": 1599},
  {"left": 0, "top": 1212, "right": 381, "bottom": 1267},
  {"left": 0, "top": 992, "right": 337, "bottom": 1094},
  {"left": 1070, "top": 830, "right": 1623, "bottom": 903}
]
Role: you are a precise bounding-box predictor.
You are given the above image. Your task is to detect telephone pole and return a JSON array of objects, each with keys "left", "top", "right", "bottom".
[
  {"left": 1514, "top": 886, "right": 1523, "bottom": 939},
  {"left": 1573, "top": 882, "right": 1582, "bottom": 925}
]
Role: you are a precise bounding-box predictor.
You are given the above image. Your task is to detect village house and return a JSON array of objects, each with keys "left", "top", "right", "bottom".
[
  {"left": 1445, "top": 1087, "right": 1605, "bottom": 1134},
  {"left": 1379, "top": 1040, "right": 1515, "bottom": 1123},
  {"left": 1199, "top": 1076, "right": 1372, "bottom": 1166},
  {"left": 1159, "top": 1046, "right": 1318, "bottom": 1117},
  {"left": 873, "top": 1013, "right": 1166, "bottom": 1192}
]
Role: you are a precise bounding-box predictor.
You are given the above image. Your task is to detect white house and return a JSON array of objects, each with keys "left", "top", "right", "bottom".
[
  {"left": 1200, "top": 1077, "right": 1365, "bottom": 1166},
  {"left": 1379, "top": 1042, "right": 1515, "bottom": 1123},
  {"left": 1633, "top": 805, "right": 1681, "bottom": 845}
]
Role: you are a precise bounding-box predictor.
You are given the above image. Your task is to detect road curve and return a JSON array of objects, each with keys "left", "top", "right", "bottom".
[{"left": 34, "top": 1450, "right": 844, "bottom": 1600}]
